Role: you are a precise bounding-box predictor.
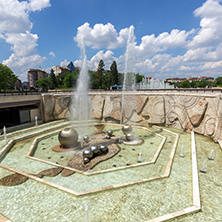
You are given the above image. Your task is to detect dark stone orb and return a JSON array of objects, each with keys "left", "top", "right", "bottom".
[
  {"left": 107, "top": 130, "right": 113, "bottom": 137},
  {"left": 83, "top": 149, "right": 93, "bottom": 159},
  {"left": 100, "top": 145, "right": 108, "bottom": 153},
  {"left": 83, "top": 135, "right": 90, "bottom": 143},
  {"left": 91, "top": 145, "right": 100, "bottom": 154},
  {"left": 83, "top": 157, "right": 90, "bottom": 164}
]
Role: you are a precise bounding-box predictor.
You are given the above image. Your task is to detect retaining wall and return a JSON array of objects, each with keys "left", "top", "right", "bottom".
[{"left": 41, "top": 91, "right": 222, "bottom": 142}]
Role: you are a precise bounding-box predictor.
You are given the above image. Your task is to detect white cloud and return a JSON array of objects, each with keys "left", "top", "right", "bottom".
[
  {"left": 60, "top": 59, "right": 69, "bottom": 67},
  {"left": 0, "top": 0, "right": 31, "bottom": 35},
  {"left": 27, "top": 0, "right": 51, "bottom": 12},
  {"left": 5, "top": 31, "right": 38, "bottom": 57},
  {"left": 74, "top": 22, "right": 129, "bottom": 49},
  {"left": 3, "top": 53, "right": 46, "bottom": 78},
  {"left": 189, "top": 0, "right": 222, "bottom": 48},
  {"left": 49, "top": 51, "right": 55, "bottom": 57},
  {"left": 0, "top": 0, "right": 51, "bottom": 81},
  {"left": 73, "top": 0, "right": 222, "bottom": 79}
]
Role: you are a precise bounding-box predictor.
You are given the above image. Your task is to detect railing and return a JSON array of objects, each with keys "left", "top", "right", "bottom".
[
  {"left": 2, "top": 88, "right": 218, "bottom": 95},
  {"left": 0, "top": 91, "right": 41, "bottom": 96},
  {"left": 48, "top": 88, "right": 222, "bottom": 94}
]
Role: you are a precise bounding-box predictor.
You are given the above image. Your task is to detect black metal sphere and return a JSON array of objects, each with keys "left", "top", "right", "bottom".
[
  {"left": 126, "top": 132, "right": 134, "bottom": 141},
  {"left": 83, "top": 135, "right": 90, "bottom": 143},
  {"left": 122, "top": 125, "right": 132, "bottom": 134},
  {"left": 83, "top": 149, "right": 93, "bottom": 159},
  {"left": 58, "top": 127, "right": 78, "bottom": 148},
  {"left": 100, "top": 145, "right": 108, "bottom": 153},
  {"left": 91, "top": 145, "right": 100, "bottom": 154},
  {"left": 107, "top": 130, "right": 113, "bottom": 137},
  {"left": 83, "top": 157, "right": 90, "bottom": 164}
]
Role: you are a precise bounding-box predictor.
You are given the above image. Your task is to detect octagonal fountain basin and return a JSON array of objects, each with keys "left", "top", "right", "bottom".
[{"left": 0, "top": 120, "right": 221, "bottom": 222}]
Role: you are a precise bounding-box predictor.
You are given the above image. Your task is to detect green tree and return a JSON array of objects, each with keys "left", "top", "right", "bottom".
[
  {"left": 109, "top": 61, "right": 118, "bottom": 86},
  {"left": 56, "top": 72, "right": 67, "bottom": 88},
  {"left": 64, "top": 70, "right": 79, "bottom": 88},
  {"left": 49, "top": 69, "right": 57, "bottom": 89},
  {"left": 103, "top": 71, "right": 110, "bottom": 89},
  {"left": 135, "top": 73, "right": 144, "bottom": 83},
  {"left": 36, "top": 78, "right": 50, "bottom": 92},
  {"left": 0, "top": 63, "right": 17, "bottom": 90},
  {"left": 180, "top": 81, "right": 191, "bottom": 88},
  {"left": 214, "top": 76, "right": 222, "bottom": 86},
  {"left": 97, "top": 59, "right": 105, "bottom": 89},
  {"left": 89, "top": 70, "right": 99, "bottom": 89}
]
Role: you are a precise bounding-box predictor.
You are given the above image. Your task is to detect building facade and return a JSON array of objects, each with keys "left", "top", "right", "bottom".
[{"left": 28, "top": 69, "right": 48, "bottom": 89}]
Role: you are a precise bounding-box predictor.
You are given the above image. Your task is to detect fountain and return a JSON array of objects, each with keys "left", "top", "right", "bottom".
[
  {"left": 122, "top": 125, "right": 144, "bottom": 145},
  {"left": 70, "top": 36, "right": 91, "bottom": 136},
  {"left": 35, "top": 116, "right": 38, "bottom": 126},
  {"left": 180, "top": 145, "right": 185, "bottom": 157},
  {"left": 208, "top": 149, "right": 214, "bottom": 160},
  {"left": 3, "top": 126, "right": 7, "bottom": 142},
  {"left": 200, "top": 160, "right": 207, "bottom": 173},
  {"left": 120, "top": 25, "right": 136, "bottom": 126},
  {"left": 136, "top": 78, "right": 174, "bottom": 90},
  {"left": 167, "top": 136, "right": 172, "bottom": 143},
  {"left": 138, "top": 150, "right": 143, "bottom": 163},
  {"left": 84, "top": 201, "right": 89, "bottom": 222},
  {"left": 0, "top": 25, "right": 222, "bottom": 222}
]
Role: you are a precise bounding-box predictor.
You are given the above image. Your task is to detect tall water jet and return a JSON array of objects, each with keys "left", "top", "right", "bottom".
[
  {"left": 70, "top": 37, "right": 91, "bottom": 136},
  {"left": 120, "top": 25, "right": 136, "bottom": 126},
  {"left": 3, "top": 126, "right": 7, "bottom": 142}
]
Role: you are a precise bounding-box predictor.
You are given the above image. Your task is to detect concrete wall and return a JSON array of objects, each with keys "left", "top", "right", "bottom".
[
  {"left": 41, "top": 92, "right": 222, "bottom": 142},
  {"left": 0, "top": 95, "right": 41, "bottom": 108}
]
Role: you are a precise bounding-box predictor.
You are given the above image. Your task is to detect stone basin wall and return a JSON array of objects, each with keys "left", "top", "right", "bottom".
[{"left": 41, "top": 92, "right": 222, "bottom": 142}]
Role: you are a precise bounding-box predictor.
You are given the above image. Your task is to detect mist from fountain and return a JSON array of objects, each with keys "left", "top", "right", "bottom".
[
  {"left": 70, "top": 37, "right": 91, "bottom": 136},
  {"left": 3, "top": 126, "right": 7, "bottom": 142},
  {"left": 136, "top": 78, "right": 174, "bottom": 89},
  {"left": 120, "top": 25, "right": 137, "bottom": 126}
]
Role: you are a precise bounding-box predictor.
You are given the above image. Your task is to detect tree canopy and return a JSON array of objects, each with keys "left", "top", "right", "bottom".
[
  {"left": 96, "top": 59, "right": 105, "bottom": 89},
  {"left": 110, "top": 61, "right": 118, "bottom": 86},
  {"left": 36, "top": 78, "right": 50, "bottom": 92},
  {"left": 34, "top": 60, "right": 145, "bottom": 90},
  {"left": 0, "top": 63, "right": 17, "bottom": 90}
]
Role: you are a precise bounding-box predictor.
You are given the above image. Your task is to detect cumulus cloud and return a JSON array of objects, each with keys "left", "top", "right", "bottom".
[
  {"left": 60, "top": 59, "right": 69, "bottom": 67},
  {"left": 189, "top": 0, "right": 222, "bottom": 48},
  {"left": 27, "top": 0, "right": 51, "bottom": 12},
  {"left": 0, "top": 0, "right": 51, "bottom": 81},
  {"left": 74, "top": 22, "right": 129, "bottom": 49},
  {"left": 49, "top": 51, "right": 55, "bottom": 57},
  {"left": 3, "top": 53, "right": 46, "bottom": 77},
  {"left": 74, "top": 0, "right": 222, "bottom": 79},
  {"left": 5, "top": 31, "right": 39, "bottom": 57},
  {"left": 0, "top": 0, "right": 31, "bottom": 35}
]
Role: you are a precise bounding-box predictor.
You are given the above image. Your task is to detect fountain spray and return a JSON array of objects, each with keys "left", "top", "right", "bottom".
[
  {"left": 70, "top": 36, "right": 91, "bottom": 137},
  {"left": 3, "top": 126, "right": 7, "bottom": 142}
]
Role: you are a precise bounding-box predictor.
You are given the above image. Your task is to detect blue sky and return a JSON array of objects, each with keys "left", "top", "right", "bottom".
[{"left": 1, "top": 0, "right": 222, "bottom": 81}]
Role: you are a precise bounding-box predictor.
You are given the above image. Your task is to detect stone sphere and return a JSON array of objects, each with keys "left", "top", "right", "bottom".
[
  {"left": 126, "top": 132, "right": 134, "bottom": 141},
  {"left": 107, "top": 130, "right": 113, "bottom": 137},
  {"left": 83, "top": 149, "right": 93, "bottom": 159},
  {"left": 83, "top": 135, "right": 90, "bottom": 143},
  {"left": 58, "top": 127, "right": 78, "bottom": 148},
  {"left": 90, "top": 145, "right": 100, "bottom": 154},
  {"left": 122, "top": 125, "right": 132, "bottom": 134},
  {"left": 100, "top": 145, "right": 108, "bottom": 153},
  {"left": 83, "top": 157, "right": 90, "bottom": 164}
]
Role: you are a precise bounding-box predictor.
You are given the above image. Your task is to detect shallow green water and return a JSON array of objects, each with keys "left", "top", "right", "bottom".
[{"left": 0, "top": 123, "right": 221, "bottom": 221}]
